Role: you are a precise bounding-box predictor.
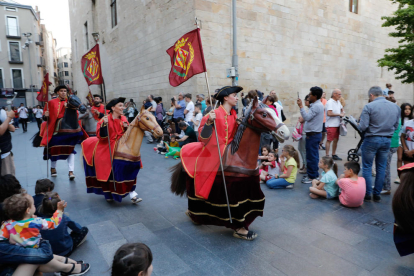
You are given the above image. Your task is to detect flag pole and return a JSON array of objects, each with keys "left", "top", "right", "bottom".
[
  {"left": 204, "top": 71, "right": 233, "bottom": 224},
  {"left": 100, "top": 78, "right": 117, "bottom": 192}
]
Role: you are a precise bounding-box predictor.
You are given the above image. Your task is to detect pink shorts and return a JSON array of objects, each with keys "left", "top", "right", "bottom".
[{"left": 326, "top": 127, "right": 340, "bottom": 141}]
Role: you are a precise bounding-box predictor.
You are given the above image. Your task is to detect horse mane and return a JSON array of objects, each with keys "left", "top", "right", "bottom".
[{"left": 231, "top": 102, "right": 269, "bottom": 155}]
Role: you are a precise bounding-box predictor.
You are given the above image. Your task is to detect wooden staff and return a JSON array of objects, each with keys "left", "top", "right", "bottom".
[{"left": 204, "top": 71, "right": 233, "bottom": 224}]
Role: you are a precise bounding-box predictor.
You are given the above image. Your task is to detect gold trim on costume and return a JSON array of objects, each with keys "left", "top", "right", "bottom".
[
  {"left": 188, "top": 196, "right": 265, "bottom": 207},
  {"left": 188, "top": 209, "right": 263, "bottom": 222}
]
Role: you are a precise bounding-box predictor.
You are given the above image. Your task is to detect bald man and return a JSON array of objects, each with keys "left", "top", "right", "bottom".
[{"left": 325, "top": 89, "right": 345, "bottom": 160}]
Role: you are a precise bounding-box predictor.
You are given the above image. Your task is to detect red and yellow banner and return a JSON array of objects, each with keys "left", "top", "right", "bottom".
[
  {"left": 36, "top": 73, "right": 51, "bottom": 102},
  {"left": 81, "top": 44, "right": 103, "bottom": 86},
  {"left": 167, "top": 28, "right": 207, "bottom": 87},
  {"left": 86, "top": 89, "right": 94, "bottom": 106}
]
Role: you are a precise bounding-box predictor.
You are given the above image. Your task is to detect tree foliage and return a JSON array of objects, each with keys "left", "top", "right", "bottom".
[{"left": 378, "top": 0, "right": 414, "bottom": 83}]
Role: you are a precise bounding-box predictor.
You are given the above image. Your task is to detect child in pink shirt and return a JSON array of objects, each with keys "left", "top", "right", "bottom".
[{"left": 337, "top": 161, "right": 366, "bottom": 207}]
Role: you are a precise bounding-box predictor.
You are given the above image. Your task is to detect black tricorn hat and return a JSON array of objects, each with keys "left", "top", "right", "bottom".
[
  {"left": 213, "top": 86, "right": 243, "bottom": 101},
  {"left": 93, "top": 94, "right": 103, "bottom": 100},
  {"left": 106, "top": 97, "right": 126, "bottom": 111}
]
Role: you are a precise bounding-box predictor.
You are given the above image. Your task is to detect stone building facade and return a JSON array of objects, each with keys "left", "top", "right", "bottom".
[
  {"left": 56, "top": 47, "right": 73, "bottom": 88},
  {"left": 68, "top": 0, "right": 413, "bottom": 122}
]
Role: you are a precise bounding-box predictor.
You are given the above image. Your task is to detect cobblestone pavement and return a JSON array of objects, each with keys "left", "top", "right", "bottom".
[{"left": 13, "top": 122, "right": 414, "bottom": 276}]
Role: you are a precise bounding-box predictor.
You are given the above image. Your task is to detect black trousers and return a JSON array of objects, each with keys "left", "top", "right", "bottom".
[
  {"left": 20, "top": 118, "right": 28, "bottom": 131},
  {"left": 36, "top": 118, "right": 42, "bottom": 129}
]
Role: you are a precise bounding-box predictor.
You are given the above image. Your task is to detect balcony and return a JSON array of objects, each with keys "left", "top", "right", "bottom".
[
  {"left": 37, "top": 56, "right": 45, "bottom": 67},
  {"left": 35, "top": 33, "right": 44, "bottom": 46},
  {"left": 6, "top": 24, "right": 20, "bottom": 39}
]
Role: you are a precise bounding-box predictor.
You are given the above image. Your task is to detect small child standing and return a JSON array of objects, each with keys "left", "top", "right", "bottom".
[
  {"left": 259, "top": 152, "right": 280, "bottom": 183},
  {"left": 40, "top": 192, "right": 89, "bottom": 256},
  {"left": 337, "top": 162, "right": 366, "bottom": 207},
  {"left": 309, "top": 156, "right": 339, "bottom": 199},
  {"left": 266, "top": 145, "right": 299, "bottom": 189},
  {"left": 33, "top": 178, "right": 55, "bottom": 216},
  {"left": 192, "top": 103, "right": 203, "bottom": 138}
]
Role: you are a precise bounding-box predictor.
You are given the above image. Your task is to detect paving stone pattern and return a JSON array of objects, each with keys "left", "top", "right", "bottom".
[{"left": 13, "top": 123, "right": 414, "bottom": 276}]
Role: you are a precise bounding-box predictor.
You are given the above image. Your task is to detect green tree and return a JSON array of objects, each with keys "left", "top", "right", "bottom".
[{"left": 378, "top": 0, "right": 414, "bottom": 83}]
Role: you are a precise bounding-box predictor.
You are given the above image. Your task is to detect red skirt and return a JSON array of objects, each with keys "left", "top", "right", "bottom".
[{"left": 186, "top": 174, "right": 265, "bottom": 230}]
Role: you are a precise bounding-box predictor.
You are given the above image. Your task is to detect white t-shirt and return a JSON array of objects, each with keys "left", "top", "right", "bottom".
[
  {"left": 18, "top": 107, "right": 28, "bottom": 119},
  {"left": 185, "top": 101, "right": 194, "bottom": 122},
  {"left": 151, "top": 101, "right": 157, "bottom": 112},
  {"left": 193, "top": 112, "right": 203, "bottom": 131},
  {"left": 402, "top": 120, "right": 414, "bottom": 151},
  {"left": 34, "top": 108, "right": 43, "bottom": 118},
  {"left": 325, "top": 99, "right": 343, "bottom": 128},
  {"left": 128, "top": 107, "right": 135, "bottom": 118}
]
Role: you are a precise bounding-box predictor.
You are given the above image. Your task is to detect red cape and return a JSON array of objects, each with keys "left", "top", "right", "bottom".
[
  {"left": 40, "top": 98, "right": 67, "bottom": 147},
  {"left": 82, "top": 114, "right": 129, "bottom": 181},
  {"left": 181, "top": 106, "right": 238, "bottom": 199}
]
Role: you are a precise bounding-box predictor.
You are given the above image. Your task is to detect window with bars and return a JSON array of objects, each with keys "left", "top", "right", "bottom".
[
  {"left": 64, "top": 62, "right": 68, "bottom": 67},
  {"left": 9, "top": 41, "right": 21, "bottom": 62},
  {"left": 111, "top": 0, "right": 117, "bottom": 28},
  {"left": 65, "top": 71, "right": 69, "bottom": 76},
  {"left": 349, "top": 0, "right": 358, "bottom": 14},
  {"left": 11, "top": 69, "right": 23, "bottom": 88}
]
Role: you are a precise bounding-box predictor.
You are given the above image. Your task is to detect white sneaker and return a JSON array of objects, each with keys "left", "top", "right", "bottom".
[
  {"left": 394, "top": 178, "right": 400, "bottom": 184},
  {"left": 286, "top": 185, "right": 293, "bottom": 189}
]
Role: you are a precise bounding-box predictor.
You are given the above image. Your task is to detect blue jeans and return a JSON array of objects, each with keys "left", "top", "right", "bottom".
[
  {"left": 306, "top": 133, "right": 322, "bottom": 179},
  {"left": 266, "top": 177, "right": 291, "bottom": 189},
  {"left": 361, "top": 136, "right": 391, "bottom": 196},
  {"left": 0, "top": 240, "right": 53, "bottom": 265}
]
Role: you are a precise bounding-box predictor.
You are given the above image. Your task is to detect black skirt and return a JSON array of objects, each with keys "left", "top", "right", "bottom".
[{"left": 186, "top": 174, "right": 265, "bottom": 230}]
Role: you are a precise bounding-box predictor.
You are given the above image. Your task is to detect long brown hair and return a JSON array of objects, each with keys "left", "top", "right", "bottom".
[
  {"left": 393, "top": 170, "right": 414, "bottom": 233},
  {"left": 321, "top": 156, "right": 338, "bottom": 176},
  {"left": 283, "top": 145, "right": 300, "bottom": 169},
  {"left": 38, "top": 192, "right": 61, "bottom": 217}
]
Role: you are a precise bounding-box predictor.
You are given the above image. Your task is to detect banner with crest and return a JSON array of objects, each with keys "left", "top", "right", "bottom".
[
  {"left": 81, "top": 44, "right": 103, "bottom": 86},
  {"left": 36, "top": 73, "right": 51, "bottom": 102},
  {"left": 166, "top": 28, "right": 207, "bottom": 87}
]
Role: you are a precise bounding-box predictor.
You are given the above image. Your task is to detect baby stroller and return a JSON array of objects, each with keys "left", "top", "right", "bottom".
[{"left": 343, "top": 115, "right": 363, "bottom": 162}]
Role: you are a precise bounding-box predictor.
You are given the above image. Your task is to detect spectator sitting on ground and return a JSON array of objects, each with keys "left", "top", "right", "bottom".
[
  {"left": 184, "top": 94, "right": 194, "bottom": 127},
  {"left": 325, "top": 89, "right": 345, "bottom": 160},
  {"left": 192, "top": 103, "right": 203, "bottom": 137},
  {"left": 174, "top": 117, "right": 188, "bottom": 139},
  {"left": 260, "top": 151, "right": 280, "bottom": 184},
  {"left": 0, "top": 108, "right": 16, "bottom": 176},
  {"left": 170, "top": 135, "right": 179, "bottom": 148},
  {"left": 39, "top": 192, "right": 89, "bottom": 257},
  {"left": 33, "top": 178, "right": 55, "bottom": 216},
  {"left": 359, "top": 86, "right": 400, "bottom": 202},
  {"left": 265, "top": 145, "right": 299, "bottom": 189},
  {"left": 176, "top": 121, "right": 197, "bottom": 147},
  {"left": 309, "top": 156, "right": 339, "bottom": 199},
  {"left": 337, "top": 161, "right": 366, "bottom": 208},
  {"left": 111, "top": 243, "right": 153, "bottom": 276},
  {"left": 0, "top": 174, "right": 22, "bottom": 223}
]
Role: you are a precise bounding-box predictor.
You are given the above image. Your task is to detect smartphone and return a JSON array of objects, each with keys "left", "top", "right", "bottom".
[{"left": 297, "top": 92, "right": 300, "bottom": 99}]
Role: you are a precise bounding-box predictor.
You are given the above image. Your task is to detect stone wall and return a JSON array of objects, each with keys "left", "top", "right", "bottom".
[{"left": 69, "top": 0, "right": 413, "bottom": 124}]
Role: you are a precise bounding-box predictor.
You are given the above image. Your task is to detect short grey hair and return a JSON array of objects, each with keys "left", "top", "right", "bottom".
[
  {"left": 368, "top": 86, "right": 382, "bottom": 97},
  {"left": 331, "top": 89, "right": 341, "bottom": 97}
]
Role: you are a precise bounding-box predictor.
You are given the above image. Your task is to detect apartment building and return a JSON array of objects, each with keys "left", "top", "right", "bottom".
[{"left": 56, "top": 47, "right": 73, "bottom": 89}]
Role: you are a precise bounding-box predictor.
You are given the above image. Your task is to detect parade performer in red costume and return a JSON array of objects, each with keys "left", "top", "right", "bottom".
[
  {"left": 39, "top": 86, "right": 85, "bottom": 180},
  {"left": 82, "top": 97, "right": 142, "bottom": 204},
  {"left": 91, "top": 94, "right": 105, "bottom": 121},
  {"left": 173, "top": 86, "right": 265, "bottom": 241}
]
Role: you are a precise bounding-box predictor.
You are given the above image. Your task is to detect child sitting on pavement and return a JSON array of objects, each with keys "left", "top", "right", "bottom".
[
  {"left": 39, "top": 192, "right": 89, "bottom": 257},
  {"left": 33, "top": 178, "right": 55, "bottom": 216},
  {"left": 336, "top": 161, "right": 366, "bottom": 207},
  {"left": 259, "top": 151, "right": 280, "bottom": 183},
  {"left": 0, "top": 192, "right": 90, "bottom": 275},
  {"left": 170, "top": 135, "right": 179, "bottom": 148},
  {"left": 266, "top": 145, "right": 299, "bottom": 189},
  {"left": 258, "top": 145, "right": 271, "bottom": 168},
  {"left": 309, "top": 156, "right": 339, "bottom": 199}
]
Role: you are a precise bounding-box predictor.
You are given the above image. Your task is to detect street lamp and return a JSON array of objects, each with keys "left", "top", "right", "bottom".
[{"left": 22, "top": 32, "right": 35, "bottom": 106}]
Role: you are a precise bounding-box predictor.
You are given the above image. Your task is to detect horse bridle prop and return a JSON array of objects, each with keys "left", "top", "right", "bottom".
[
  {"left": 135, "top": 111, "right": 159, "bottom": 133},
  {"left": 237, "top": 105, "right": 284, "bottom": 136}
]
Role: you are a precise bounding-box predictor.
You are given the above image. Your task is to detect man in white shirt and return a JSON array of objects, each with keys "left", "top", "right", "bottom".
[
  {"left": 325, "top": 89, "right": 345, "bottom": 160},
  {"left": 17, "top": 103, "right": 28, "bottom": 133},
  {"left": 184, "top": 93, "right": 194, "bottom": 127}
]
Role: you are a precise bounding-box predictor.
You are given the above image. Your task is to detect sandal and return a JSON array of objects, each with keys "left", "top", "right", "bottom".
[
  {"left": 61, "top": 263, "right": 90, "bottom": 276},
  {"left": 131, "top": 197, "right": 142, "bottom": 204},
  {"left": 64, "top": 257, "right": 84, "bottom": 264},
  {"left": 185, "top": 210, "right": 200, "bottom": 225},
  {"left": 233, "top": 230, "right": 257, "bottom": 241}
]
